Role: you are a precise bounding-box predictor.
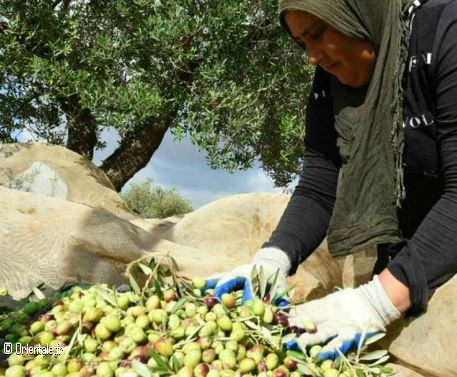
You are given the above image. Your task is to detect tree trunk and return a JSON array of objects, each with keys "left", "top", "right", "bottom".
[
  {"left": 61, "top": 95, "right": 97, "bottom": 160},
  {"left": 100, "top": 113, "right": 175, "bottom": 191}
]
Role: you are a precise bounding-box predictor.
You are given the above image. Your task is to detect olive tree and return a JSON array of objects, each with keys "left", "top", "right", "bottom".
[
  {"left": 0, "top": 0, "right": 313, "bottom": 190},
  {"left": 121, "top": 178, "right": 193, "bottom": 218}
]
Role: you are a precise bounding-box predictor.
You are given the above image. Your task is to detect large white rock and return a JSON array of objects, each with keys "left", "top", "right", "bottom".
[
  {"left": 0, "top": 143, "right": 136, "bottom": 220},
  {"left": 0, "top": 189, "right": 202, "bottom": 300},
  {"left": 0, "top": 187, "right": 152, "bottom": 298}
]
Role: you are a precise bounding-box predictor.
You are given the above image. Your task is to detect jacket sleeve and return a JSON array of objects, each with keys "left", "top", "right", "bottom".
[
  {"left": 388, "top": 3, "right": 457, "bottom": 317},
  {"left": 263, "top": 68, "right": 340, "bottom": 273}
]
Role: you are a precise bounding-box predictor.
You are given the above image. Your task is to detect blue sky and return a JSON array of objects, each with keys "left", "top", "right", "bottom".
[{"left": 93, "top": 128, "right": 289, "bottom": 209}]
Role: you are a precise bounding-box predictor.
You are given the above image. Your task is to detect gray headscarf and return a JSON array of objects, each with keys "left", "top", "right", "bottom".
[{"left": 278, "top": 0, "right": 414, "bottom": 255}]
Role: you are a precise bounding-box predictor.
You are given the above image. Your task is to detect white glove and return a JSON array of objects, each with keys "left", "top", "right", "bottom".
[
  {"left": 286, "top": 275, "right": 401, "bottom": 360},
  {"left": 206, "top": 247, "right": 291, "bottom": 304}
]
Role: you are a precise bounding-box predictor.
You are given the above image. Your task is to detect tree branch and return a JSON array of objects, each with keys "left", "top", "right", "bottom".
[
  {"left": 59, "top": 94, "right": 97, "bottom": 160},
  {"left": 100, "top": 110, "right": 177, "bottom": 191}
]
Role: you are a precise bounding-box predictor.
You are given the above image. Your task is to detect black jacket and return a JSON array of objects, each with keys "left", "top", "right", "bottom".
[{"left": 264, "top": 0, "right": 457, "bottom": 317}]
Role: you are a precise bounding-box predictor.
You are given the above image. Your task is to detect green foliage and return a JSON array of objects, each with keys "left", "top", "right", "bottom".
[
  {"left": 0, "top": 0, "right": 313, "bottom": 187},
  {"left": 121, "top": 178, "right": 193, "bottom": 218}
]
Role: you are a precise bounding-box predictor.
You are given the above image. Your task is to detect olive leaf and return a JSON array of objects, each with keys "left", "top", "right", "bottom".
[
  {"left": 258, "top": 265, "right": 267, "bottom": 299},
  {"left": 368, "top": 354, "right": 390, "bottom": 367},
  {"left": 138, "top": 263, "right": 153, "bottom": 275},
  {"left": 170, "top": 354, "right": 181, "bottom": 372},
  {"left": 370, "top": 365, "right": 394, "bottom": 374},
  {"left": 183, "top": 324, "right": 203, "bottom": 342},
  {"left": 170, "top": 298, "right": 187, "bottom": 314},
  {"left": 359, "top": 350, "right": 389, "bottom": 361},
  {"left": 243, "top": 319, "right": 281, "bottom": 351},
  {"left": 62, "top": 323, "right": 80, "bottom": 362},
  {"left": 296, "top": 362, "right": 315, "bottom": 376},
  {"left": 268, "top": 269, "right": 281, "bottom": 300},
  {"left": 286, "top": 349, "right": 307, "bottom": 361},
  {"left": 128, "top": 275, "right": 142, "bottom": 295},
  {"left": 356, "top": 368, "right": 368, "bottom": 377},
  {"left": 168, "top": 255, "right": 179, "bottom": 274},
  {"left": 149, "top": 350, "right": 171, "bottom": 372},
  {"left": 154, "top": 279, "right": 164, "bottom": 300},
  {"left": 250, "top": 265, "right": 260, "bottom": 292},
  {"left": 31, "top": 287, "right": 46, "bottom": 300},
  {"left": 132, "top": 359, "right": 153, "bottom": 377},
  {"left": 364, "top": 332, "right": 386, "bottom": 345}
]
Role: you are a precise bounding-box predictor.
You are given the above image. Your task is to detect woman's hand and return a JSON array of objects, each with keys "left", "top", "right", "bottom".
[
  {"left": 205, "top": 247, "right": 291, "bottom": 304},
  {"left": 285, "top": 275, "right": 403, "bottom": 360}
]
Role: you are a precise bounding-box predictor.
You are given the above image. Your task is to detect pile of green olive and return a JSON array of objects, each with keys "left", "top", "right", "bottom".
[{"left": 0, "top": 279, "right": 387, "bottom": 377}]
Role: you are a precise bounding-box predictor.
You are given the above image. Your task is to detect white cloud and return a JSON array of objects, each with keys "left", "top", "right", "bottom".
[
  {"left": 93, "top": 127, "right": 290, "bottom": 209},
  {"left": 246, "top": 169, "right": 283, "bottom": 193}
]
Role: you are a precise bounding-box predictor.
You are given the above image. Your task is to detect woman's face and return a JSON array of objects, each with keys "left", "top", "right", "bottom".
[{"left": 284, "top": 10, "right": 376, "bottom": 88}]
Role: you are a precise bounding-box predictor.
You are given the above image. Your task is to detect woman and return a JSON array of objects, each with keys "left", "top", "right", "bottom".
[{"left": 208, "top": 0, "right": 457, "bottom": 359}]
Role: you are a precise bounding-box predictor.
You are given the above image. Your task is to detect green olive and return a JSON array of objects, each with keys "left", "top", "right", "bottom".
[
  {"left": 192, "top": 278, "right": 206, "bottom": 290},
  {"left": 239, "top": 357, "right": 256, "bottom": 373},
  {"left": 183, "top": 349, "right": 202, "bottom": 369},
  {"left": 94, "top": 323, "right": 112, "bottom": 340},
  {"left": 5, "top": 365, "right": 26, "bottom": 377},
  {"left": 96, "top": 361, "right": 114, "bottom": 377},
  {"left": 101, "top": 314, "right": 121, "bottom": 333}
]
